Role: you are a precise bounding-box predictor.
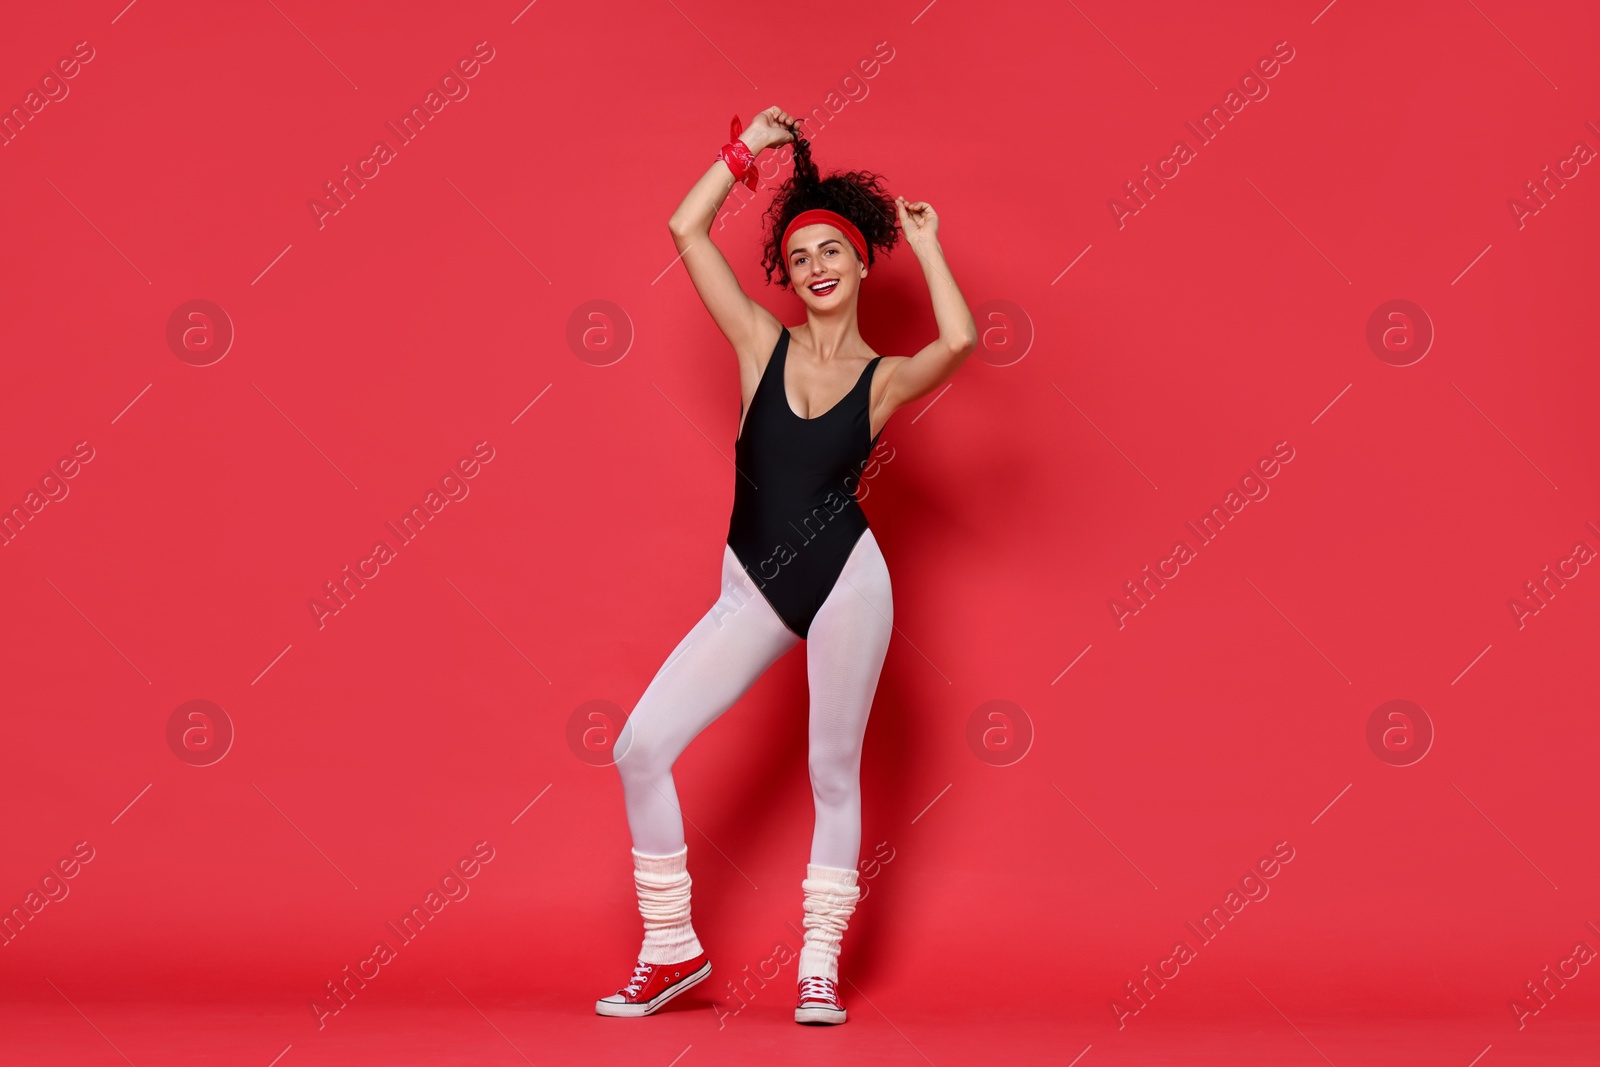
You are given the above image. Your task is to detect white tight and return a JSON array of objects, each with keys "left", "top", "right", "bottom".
[{"left": 614, "top": 530, "right": 892, "bottom": 870}]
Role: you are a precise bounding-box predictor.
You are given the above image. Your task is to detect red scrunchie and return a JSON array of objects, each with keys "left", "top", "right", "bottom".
[{"left": 719, "top": 114, "right": 758, "bottom": 191}]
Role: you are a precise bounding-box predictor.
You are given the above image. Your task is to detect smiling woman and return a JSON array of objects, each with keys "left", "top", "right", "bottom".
[{"left": 595, "top": 106, "right": 976, "bottom": 1027}]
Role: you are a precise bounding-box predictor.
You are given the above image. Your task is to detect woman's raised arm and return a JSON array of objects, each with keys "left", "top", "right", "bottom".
[
  {"left": 667, "top": 107, "right": 798, "bottom": 360},
  {"left": 877, "top": 197, "right": 979, "bottom": 412}
]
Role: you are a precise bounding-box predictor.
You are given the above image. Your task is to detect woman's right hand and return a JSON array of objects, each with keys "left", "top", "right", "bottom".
[{"left": 739, "top": 106, "right": 800, "bottom": 152}]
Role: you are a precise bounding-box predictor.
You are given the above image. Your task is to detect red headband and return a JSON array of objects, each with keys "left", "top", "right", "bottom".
[{"left": 782, "top": 208, "right": 869, "bottom": 269}]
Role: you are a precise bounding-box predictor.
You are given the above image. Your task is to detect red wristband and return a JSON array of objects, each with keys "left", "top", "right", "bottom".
[{"left": 719, "top": 113, "right": 758, "bottom": 190}]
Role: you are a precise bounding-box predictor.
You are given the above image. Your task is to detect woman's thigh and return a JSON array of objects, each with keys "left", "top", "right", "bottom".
[
  {"left": 616, "top": 545, "right": 801, "bottom": 770},
  {"left": 805, "top": 529, "right": 892, "bottom": 752}
]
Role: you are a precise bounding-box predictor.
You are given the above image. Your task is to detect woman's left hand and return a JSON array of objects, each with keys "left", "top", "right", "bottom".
[{"left": 895, "top": 196, "right": 940, "bottom": 256}]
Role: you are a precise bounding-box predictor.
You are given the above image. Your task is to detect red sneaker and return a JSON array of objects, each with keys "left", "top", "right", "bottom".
[
  {"left": 795, "top": 975, "right": 847, "bottom": 1025},
  {"left": 595, "top": 953, "right": 711, "bottom": 1017}
]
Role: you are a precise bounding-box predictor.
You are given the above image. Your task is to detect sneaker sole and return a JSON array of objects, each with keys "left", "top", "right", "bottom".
[
  {"left": 795, "top": 1004, "right": 847, "bottom": 1025},
  {"left": 595, "top": 961, "right": 712, "bottom": 1018}
]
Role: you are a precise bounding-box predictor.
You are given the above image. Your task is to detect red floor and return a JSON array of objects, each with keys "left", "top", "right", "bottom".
[{"left": 2, "top": 997, "right": 1595, "bottom": 1066}]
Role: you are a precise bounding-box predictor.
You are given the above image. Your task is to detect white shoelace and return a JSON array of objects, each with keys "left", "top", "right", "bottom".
[
  {"left": 799, "top": 975, "right": 838, "bottom": 1004},
  {"left": 624, "top": 960, "right": 653, "bottom": 996}
]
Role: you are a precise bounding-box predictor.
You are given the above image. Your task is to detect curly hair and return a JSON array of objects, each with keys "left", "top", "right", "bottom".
[{"left": 759, "top": 125, "right": 900, "bottom": 289}]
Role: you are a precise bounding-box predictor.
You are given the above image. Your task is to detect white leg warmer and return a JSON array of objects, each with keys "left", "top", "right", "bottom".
[
  {"left": 797, "top": 863, "right": 861, "bottom": 981},
  {"left": 634, "top": 846, "right": 704, "bottom": 964}
]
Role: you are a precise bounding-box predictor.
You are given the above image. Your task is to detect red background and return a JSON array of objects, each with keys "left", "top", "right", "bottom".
[{"left": 2, "top": 1, "right": 1597, "bottom": 1064}]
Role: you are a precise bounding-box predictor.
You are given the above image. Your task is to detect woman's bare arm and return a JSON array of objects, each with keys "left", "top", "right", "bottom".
[
  {"left": 666, "top": 107, "right": 797, "bottom": 361},
  {"left": 876, "top": 198, "right": 979, "bottom": 414}
]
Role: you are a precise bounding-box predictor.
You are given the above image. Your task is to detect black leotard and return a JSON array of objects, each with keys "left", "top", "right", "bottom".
[{"left": 727, "top": 325, "right": 885, "bottom": 638}]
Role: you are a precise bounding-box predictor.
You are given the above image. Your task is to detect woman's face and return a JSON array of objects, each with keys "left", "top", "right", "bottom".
[{"left": 787, "top": 224, "right": 866, "bottom": 310}]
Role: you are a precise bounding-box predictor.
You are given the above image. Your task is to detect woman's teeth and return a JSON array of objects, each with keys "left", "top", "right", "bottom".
[{"left": 809, "top": 280, "right": 839, "bottom": 295}]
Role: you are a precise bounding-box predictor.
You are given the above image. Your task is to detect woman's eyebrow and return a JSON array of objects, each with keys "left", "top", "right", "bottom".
[{"left": 790, "top": 238, "right": 842, "bottom": 259}]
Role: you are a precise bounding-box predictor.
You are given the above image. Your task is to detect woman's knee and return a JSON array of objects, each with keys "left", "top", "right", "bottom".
[
  {"left": 613, "top": 720, "right": 668, "bottom": 784},
  {"left": 808, "top": 748, "right": 862, "bottom": 806}
]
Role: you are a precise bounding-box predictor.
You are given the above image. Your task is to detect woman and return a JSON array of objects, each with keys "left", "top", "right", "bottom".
[{"left": 596, "top": 106, "right": 976, "bottom": 1025}]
